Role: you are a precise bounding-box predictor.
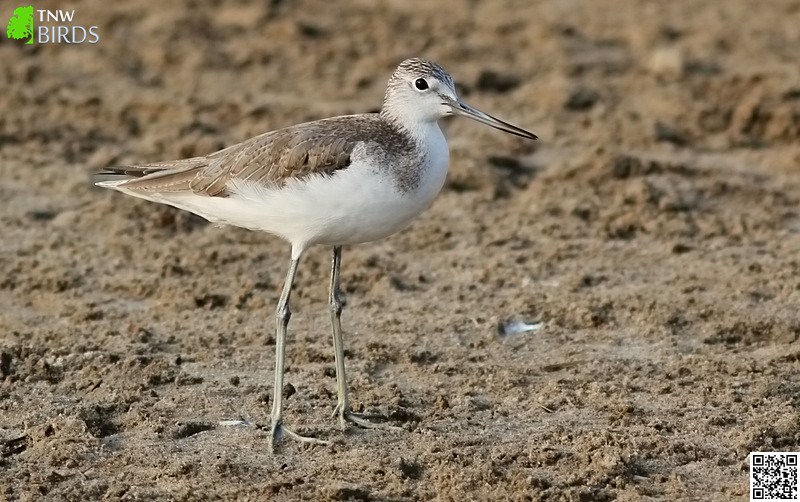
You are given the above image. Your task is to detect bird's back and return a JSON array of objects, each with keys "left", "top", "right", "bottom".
[{"left": 97, "top": 113, "right": 417, "bottom": 198}]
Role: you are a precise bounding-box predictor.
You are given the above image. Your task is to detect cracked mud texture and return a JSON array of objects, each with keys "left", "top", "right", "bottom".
[{"left": 1, "top": 0, "right": 800, "bottom": 500}]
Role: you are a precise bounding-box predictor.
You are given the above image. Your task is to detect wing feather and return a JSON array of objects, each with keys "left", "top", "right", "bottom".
[{"left": 99, "top": 114, "right": 389, "bottom": 197}]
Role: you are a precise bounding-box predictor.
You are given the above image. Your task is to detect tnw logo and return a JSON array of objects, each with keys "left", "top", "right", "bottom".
[
  {"left": 6, "top": 5, "right": 34, "bottom": 45},
  {"left": 4, "top": 5, "right": 99, "bottom": 45}
]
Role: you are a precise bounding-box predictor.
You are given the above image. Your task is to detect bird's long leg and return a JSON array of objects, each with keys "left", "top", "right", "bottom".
[
  {"left": 329, "top": 246, "right": 400, "bottom": 432},
  {"left": 270, "top": 254, "right": 327, "bottom": 450}
]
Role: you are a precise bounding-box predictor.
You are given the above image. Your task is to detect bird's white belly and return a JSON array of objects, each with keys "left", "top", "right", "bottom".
[{"left": 143, "top": 151, "right": 448, "bottom": 255}]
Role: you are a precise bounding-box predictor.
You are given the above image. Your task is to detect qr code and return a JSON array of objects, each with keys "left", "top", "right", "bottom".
[{"left": 751, "top": 452, "right": 799, "bottom": 501}]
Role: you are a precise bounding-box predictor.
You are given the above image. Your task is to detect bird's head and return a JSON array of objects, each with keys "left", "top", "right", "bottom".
[{"left": 382, "top": 58, "right": 537, "bottom": 140}]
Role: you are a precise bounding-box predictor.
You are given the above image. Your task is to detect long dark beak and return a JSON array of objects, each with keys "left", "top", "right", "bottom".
[{"left": 445, "top": 96, "right": 537, "bottom": 140}]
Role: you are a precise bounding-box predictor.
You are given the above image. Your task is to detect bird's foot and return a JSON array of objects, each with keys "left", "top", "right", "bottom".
[
  {"left": 333, "top": 403, "right": 403, "bottom": 432},
  {"left": 269, "top": 420, "right": 328, "bottom": 451}
]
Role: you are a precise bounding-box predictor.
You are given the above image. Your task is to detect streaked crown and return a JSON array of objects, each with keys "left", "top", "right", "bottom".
[{"left": 390, "top": 58, "right": 455, "bottom": 91}]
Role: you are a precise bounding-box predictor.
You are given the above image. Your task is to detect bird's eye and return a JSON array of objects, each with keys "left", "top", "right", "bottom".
[{"left": 414, "top": 78, "right": 429, "bottom": 91}]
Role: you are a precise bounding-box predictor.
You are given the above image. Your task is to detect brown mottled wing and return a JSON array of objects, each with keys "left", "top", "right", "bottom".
[
  {"left": 108, "top": 116, "right": 374, "bottom": 197},
  {"left": 190, "top": 118, "right": 359, "bottom": 196}
]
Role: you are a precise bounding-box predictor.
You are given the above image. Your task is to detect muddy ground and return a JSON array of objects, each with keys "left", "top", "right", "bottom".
[{"left": 2, "top": 0, "right": 800, "bottom": 499}]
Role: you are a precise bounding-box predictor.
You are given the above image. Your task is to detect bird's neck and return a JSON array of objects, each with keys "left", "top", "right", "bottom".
[{"left": 380, "top": 109, "right": 443, "bottom": 146}]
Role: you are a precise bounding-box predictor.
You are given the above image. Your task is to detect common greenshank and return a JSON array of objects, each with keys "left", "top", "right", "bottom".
[{"left": 96, "top": 58, "right": 537, "bottom": 450}]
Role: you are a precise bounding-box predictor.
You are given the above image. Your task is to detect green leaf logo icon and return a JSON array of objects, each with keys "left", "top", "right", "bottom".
[{"left": 7, "top": 5, "right": 35, "bottom": 45}]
